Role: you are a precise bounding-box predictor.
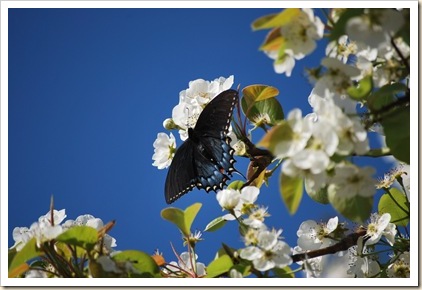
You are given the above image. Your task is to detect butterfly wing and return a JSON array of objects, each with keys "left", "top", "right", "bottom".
[
  {"left": 190, "top": 89, "right": 238, "bottom": 190},
  {"left": 165, "top": 139, "right": 197, "bottom": 204},
  {"left": 164, "top": 89, "right": 239, "bottom": 204},
  {"left": 193, "top": 89, "right": 239, "bottom": 138}
]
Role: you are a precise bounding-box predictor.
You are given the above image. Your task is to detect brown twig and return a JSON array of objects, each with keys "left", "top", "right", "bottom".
[{"left": 291, "top": 228, "right": 367, "bottom": 263}]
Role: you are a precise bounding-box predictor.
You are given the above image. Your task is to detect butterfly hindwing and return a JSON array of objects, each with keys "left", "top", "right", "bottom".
[
  {"left": 164, "top": 89, "right": 239, "bottom": 204},
  {"left": 191, "top": 135, "right": 233, "bottom": 192}
]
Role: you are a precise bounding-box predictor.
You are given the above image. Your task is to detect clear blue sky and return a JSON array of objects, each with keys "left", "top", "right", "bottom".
[{"left": 8, "top": 8, "right": 392, "bottom": 266}]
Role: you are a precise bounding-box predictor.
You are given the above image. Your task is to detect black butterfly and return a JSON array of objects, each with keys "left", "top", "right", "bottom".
[{"left": 165, "top": 89, "right": 239, "bottom": 204}]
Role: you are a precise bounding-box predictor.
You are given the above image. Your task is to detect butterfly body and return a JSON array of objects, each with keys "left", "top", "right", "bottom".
[{"left": 165, "top": 89, "right": 238, "bottom": 204}]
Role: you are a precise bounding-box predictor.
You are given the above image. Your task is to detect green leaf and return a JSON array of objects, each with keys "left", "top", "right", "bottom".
[
  {"left": 272, "top": 266, "right": 294, "bottom": 278},
  {"left": 257, "top": 121, "right": 294, "bottom": 154},
  {"left": 347, "top": 75, "right": 373, "bottom": 100},
  {"left": 9, "top": 238, "right": 42, "bottom": 277},
  {"left": 378, "top": 188, "right": 409, "bottom": 226},
  {"left": 242, "top": 85, "right": 279, "bottom": 105},
  {"left": 8, "top": 248, "right": 17, "bottom": 269},
  {"left": 380, "top": 106, "right": 410, "bottom": 164},
  {"left": 328, "top": 190, "right": 373, "bottom": 223},
  {"left": 367, "top": 83, "right": 407, "bottom": 111},
  {"left": 306, "top": 187, "right": 329, "bottom": 204},
  {"left": 252, "top": 9, "right": 300, "bottom": 30},
  {"left": 112, "top": 250, "right": 161, "bottom": 278},
  {"left": 184, "top": 203, "right": 202, "bottom": 235},
  {"left": 56, "top": 225, "right": 98, "bottom": 251},
  {"left": 204, "top": 216, "right": 227, "bottom": 232},
  {"left": 241, "top": 97, "right": 284, "bottom": 127},
  {"left": 205, "top": 254, "right": 234, "bottom": 278},
  {"left": 280, "top": 172, "right": 303, "bottom": 215},
  {"left": 227, "top": 180, "right": 244, "bottom": 190},
  {"left": 216, "top": 243, "right": 236, "bottom": 259},
  {"left": 330, "top": 9, "right": 364, "bottom": 41},
  {"left": 161, "top": 203, "right": 202, "bottom": 237}
]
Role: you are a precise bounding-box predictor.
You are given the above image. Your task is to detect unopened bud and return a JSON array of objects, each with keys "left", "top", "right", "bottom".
[{"left": 163, "top": 118, "right": 176, "bottom": 130}]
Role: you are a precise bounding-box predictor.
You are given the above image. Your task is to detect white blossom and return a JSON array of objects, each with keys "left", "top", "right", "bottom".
[
  {"left": 346, "top": 9, "right": 404, "bottom": 50},
  {"left": 386, "top": 251, "right": 410, "bottom": 278},
  {"left": 383, "top": 222, "right": 397, "bottom": 246},
  {"left": 243, "top": 206, "right": 270, "bottom": 229},
  {"left": 280, "top": 8, "right": 324, "bottom": 60},
  {"left": 400, "top": 163, "right": 410, "bottom": 199},
  {"left": 347, "top": 246, "right": 380, "bottom": 278},
  {"left": 229, "top": 268, "right": 243, "bottom": 278},
  {"left": 328, "top": 163, "right": 376, "bottom": 198},
  {"left": 216, "top": 189, "right": 241, "bottom": 211},
  {"left": 266, "top": 50, "right": 296, "bottom": 77},
  {"left": 265, "top": 8, "right": 324, "bottom": 76},
  {"left": 315, "top": 57, "right": 361, "bottom": 96},
  {"left": 166, "top": 252, "right": 206, "bottom": 277},
  {"left": 12, "top": 227, "right": 33, "bottom": 251},
  {"left": 219, "top": 186, "right": 260, "bottom": 221},
  {"left": 30, "top": 221, "right": 63, "bottom": 247},
  {"left": 365, "top": 213, "right": 391, "bottom": 245},
  {"left": 171, "top": 76, "right": 234, "bottom": 140},
  {"left": 25, "top": 269, "right": 48, "bottom": 278},
  {"left": 282, "top": 159, "right": 328, "bottom": 195},
  {"left": 69, "top": 214, "right": 117, "bottom": 252},
  {"left": 325, "top": 35, "right": 357, "bottom": 64},
  {"left": 152, "top": 132, "right": 176, "bottom": 169},
  {"left": 240, "top": 229, "right": 292, "bottom": 271},
  {"left": 38, "top": 209, "right": 67, "bottom": 226},
  {"left": 97, "top": 256, "right": 122, "bottom": 274},
  {"left": 274, "top": 109, "right": 312, "bottom": 159},
  {"left": 297, "top": 217, "right": 338, "bottom": 251}
]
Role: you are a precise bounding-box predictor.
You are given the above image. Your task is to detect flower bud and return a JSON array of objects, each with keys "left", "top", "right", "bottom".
[{"left": 163, "top": 118, "right": 176, "bottom": 130}]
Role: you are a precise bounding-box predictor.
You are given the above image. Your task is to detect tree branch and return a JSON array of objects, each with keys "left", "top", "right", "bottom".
[{"left": 291, "top": 228, "right": 367, "bottom": 263}]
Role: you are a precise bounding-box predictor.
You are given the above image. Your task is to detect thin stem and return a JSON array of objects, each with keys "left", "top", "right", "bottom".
[
  {"left": 390, "top": 37, "right": 410, "bottom": 74},
  {"left": 365, "top": 94, "right": 410, "bottom": 129},
  {"left": 320, "top": 8, "right": 334, "bottom": 28},
  {"left": 186, "top": 237, "right": 198, "bottom": 277}
]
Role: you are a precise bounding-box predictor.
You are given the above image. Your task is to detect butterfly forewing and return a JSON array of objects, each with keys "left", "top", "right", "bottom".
[
  {"left": 193, "top": 89, "right": 239, "bottom": 138},
  {"left": 164, "top": 89, "right": 239, "bottom": 204}
]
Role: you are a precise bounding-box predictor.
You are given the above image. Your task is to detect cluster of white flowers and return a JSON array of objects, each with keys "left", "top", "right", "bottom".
[
  {"left": 346, "top": 213, "right": 397, "bottom": 277},
  {"left": 11, "top": 210, "right": 117, "bottom": 253},
  {"left": 216, "top": 186, "right": 292, "bottom": 272},
  {"left": 328, "top": 9, "right": 409, "bottom": 88},
  {"left": 294, "top": 213, "right": 399, "bottom": 278},
  {"left": 266, "top": 8, "right": 324, "bottom": 76},
  {"left": 240, "top": 228, "right": 292, "bottom": 271},
  {"left": 276, "top": 90, "right": 373, "bottom": 200},
  {"left": 152, "top": 76, "right": 237, "bottom": 169},
  {"left": 216, "top": 186, "right": 260, "bottom": 222},
  {"left": 12, "top": 209, "right": 66, "bottom": 251}
]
